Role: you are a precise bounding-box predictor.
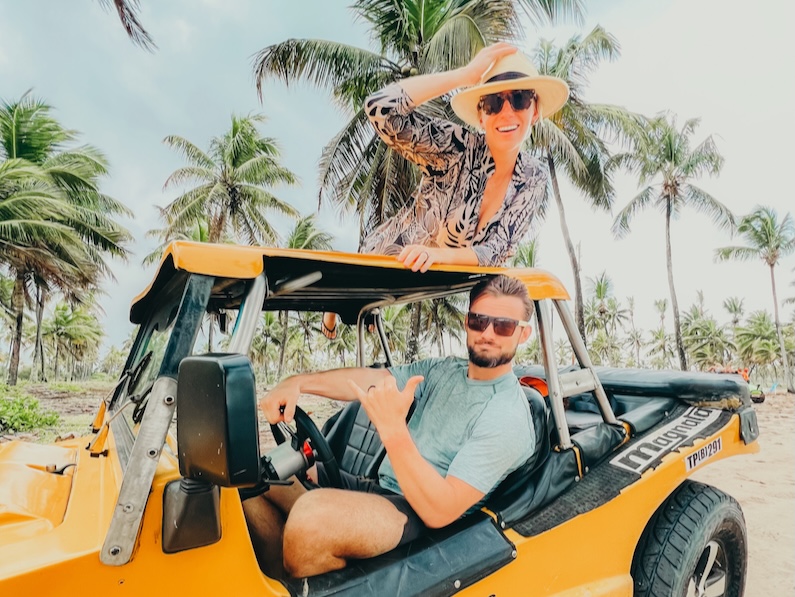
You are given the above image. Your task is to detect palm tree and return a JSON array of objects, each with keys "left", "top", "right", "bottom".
[
  {"left": 723, "top": 296, "right": 744, "bottom": 328},
  {"left": 253, "top": 0, "right": 582, "bottom": 239},
  {"left": 420, "top": 295, "right": 466, "bottom": 356},
  {"left": 653, "top": 298, "right": 668, "bottom": 329},
  {"left": 681, "top": 305, "right": 733, "bottom": 371},
  {"left": 42, "top": 301, "right": 103, "bottom": 380},
  {"left": 511, "top": 238, "right": 540, "bottom": 268},
  {"left": 251, "top": 311, "right": 282, "bottom": 384},
  {"left": 612, "top": 114, "right": 733, "bottom": 371},
  {"left": 583, "top": 270, "right": 626, "bottom": 339},
  {"left": 274, "top": 215, "right": 336, "bottom": 377},
  {"left": 530, "top": 26, "right": 642, "bottom": 341},
  {"left": 160, "top": 114, "right": 299, "bottom": 246},
  {"left": 716, "top": 206, "right": 795, "bottom": 391},
  {"left": 283, "top": 214, "right": 335, "bottom": 251},
  {"left": 586, "top": 271, "right": 612, "bottom": 329},
  {"left": 735, "top": 311, "right": 780, "bottom": 374},
  {"left": 647, "top": 326, "right": 674, "bottom": 370},
  {"left": 1, "top": 94, "right": 131, "bottom": 385},
  {"left": 624, "top": 297, "right": 643, "bottom": 367},
  {"left": 143, "top": 214, "right": 210, "bottom": 266}
]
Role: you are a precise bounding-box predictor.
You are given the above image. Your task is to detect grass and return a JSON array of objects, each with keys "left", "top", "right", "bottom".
[{"left": 0, "top": 385, "right": 60, "bottom": 434}]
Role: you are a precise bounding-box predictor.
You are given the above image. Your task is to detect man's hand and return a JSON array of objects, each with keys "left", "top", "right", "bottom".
[
  {"left": 348, "top": 375, "right": 424, "bottom": 441},
  {"left": 398, "top": 245, "right": 441, "bottom": 273},
  {"left": 261, "top": 377, "right": 301, "bottom": 424}
]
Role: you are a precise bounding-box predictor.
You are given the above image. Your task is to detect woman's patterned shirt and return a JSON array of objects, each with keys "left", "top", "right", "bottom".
[{"left": 361, "top": 83, "right": 547, "bottom": 266}]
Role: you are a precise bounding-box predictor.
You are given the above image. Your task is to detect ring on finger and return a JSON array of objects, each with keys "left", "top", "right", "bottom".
[{"left": 367, "top": 385, "right": 376, "bottom": 391}]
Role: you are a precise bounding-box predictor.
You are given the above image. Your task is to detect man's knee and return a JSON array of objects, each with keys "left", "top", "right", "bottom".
[{"left": 283, "top": 490, "right": 338, "bottom": 576}]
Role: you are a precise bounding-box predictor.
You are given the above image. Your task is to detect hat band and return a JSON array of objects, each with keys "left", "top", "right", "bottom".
[{"left": 484, "top": 71, "right": 527, "bottom": 84}]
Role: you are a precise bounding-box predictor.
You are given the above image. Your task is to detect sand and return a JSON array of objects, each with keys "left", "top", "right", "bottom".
[{"left": 691, "top": 391, "right": 795, "bottom": 595}]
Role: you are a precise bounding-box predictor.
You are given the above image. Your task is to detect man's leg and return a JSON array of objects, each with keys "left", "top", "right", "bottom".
[
  {"left": 282, "top": 488, "right": 408, "bottom": 578},
  {"left": 242, "top": 480, "right": 308, "bottom": 578}
]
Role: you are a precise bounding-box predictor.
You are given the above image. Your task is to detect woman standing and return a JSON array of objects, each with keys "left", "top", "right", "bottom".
[{"left": 323, "top": 43, "right": 568, "bottom": 338}]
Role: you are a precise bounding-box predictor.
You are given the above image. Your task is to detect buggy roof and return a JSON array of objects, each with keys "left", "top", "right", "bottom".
[{"left": 130, "top": 241, "right": 570, "bottom": 324}]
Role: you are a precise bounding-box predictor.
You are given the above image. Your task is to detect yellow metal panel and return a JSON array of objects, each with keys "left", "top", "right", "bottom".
[{"left": 0, "top": 433, "right": 288, "bottom": 594}]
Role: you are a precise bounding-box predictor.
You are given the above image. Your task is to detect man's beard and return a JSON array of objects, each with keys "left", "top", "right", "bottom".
[{"left": 467, "top": 340, "right": 517, "bottom": 368}]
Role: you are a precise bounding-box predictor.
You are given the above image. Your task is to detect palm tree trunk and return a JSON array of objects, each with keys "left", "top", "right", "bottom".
[
  {"left": 405, "top": 303, "right": 422, "bottom": 363},
  {"left": 208, "top": 315, "right": 214, "bottom": 352},
  {"left": 31, "top": 285, "right": 47, "bottom": 382},
  {"left": 7, "top": 273, "right": 25, "bottom": 386},
  {"left": 277, "top": 310, "right": 288, "bottom": 379},
  {"left": 547, "top": 155, "right": 586, "bottom": 342},
  {"left": 262, "top": 337, "right": 270, "bottom": 383},
  {"left": 769, "top": 264, "right": 794, "bottom": 392},
  {"left": 665, "top": 203, "right": 687, "bottom": 370},
  {"left": 54, "top": 343, "right": 60, "bottom": 380}
]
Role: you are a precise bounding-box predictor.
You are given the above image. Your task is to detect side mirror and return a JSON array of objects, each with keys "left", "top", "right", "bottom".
[{"left": 176, "top": 354, "right": 261, "bottom": 487}]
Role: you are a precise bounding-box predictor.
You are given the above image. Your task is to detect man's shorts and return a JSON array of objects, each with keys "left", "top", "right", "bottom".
[{"left": 316, "top": 464, "right": 428, "bottom": 546}]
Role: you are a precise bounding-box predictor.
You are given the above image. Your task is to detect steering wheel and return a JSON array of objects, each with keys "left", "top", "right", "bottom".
[{"left": 270, "top": 406, "right": 343, "bottom": 489}]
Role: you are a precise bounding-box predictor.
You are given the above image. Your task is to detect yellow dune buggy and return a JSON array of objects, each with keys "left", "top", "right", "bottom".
[{"left": 0, "top": 241, "right": 759, "bottom": 596}]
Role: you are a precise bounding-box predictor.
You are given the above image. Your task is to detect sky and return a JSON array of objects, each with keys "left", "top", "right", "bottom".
[{"left": 1, "top": 0, "right": 794, "bottom": 353}]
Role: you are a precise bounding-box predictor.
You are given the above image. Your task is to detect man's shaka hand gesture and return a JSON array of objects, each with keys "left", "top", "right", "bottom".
[{"left": 348, "top": 375, "right": 424, "bottom": 442}]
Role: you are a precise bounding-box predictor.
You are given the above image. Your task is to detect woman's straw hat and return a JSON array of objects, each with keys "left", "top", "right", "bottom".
[{"left": 450, "top": 52, "right": 569, "bottom": 128}]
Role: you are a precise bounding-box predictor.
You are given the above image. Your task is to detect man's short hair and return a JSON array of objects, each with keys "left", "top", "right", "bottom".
[{"left": 469, "top": 275, "right": 533, "bottom": 319}]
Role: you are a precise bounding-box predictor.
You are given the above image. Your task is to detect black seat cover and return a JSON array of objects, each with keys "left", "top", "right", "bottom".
[
  {"left": 322, "top": 402, "right": 383, "bottom": 478},
  {"left": 485, "top": 386, "right": 550, "bottom": 509}
]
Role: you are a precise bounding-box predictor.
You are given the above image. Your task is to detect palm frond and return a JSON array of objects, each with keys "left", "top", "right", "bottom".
[
  {"left": 611, "top": 186, "right": 655, "bottom": 238},
  {"left": 162, "top": 135, "right": 216, "bottom": 170},
  {"left": 253, "top": 39, "right": 396, "bottom": 101},
  {"left": 98, "top": 0, "right": 156, "bottom": 51}
]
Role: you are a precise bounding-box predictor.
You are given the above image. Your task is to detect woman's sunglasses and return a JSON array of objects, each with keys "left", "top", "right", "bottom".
[
  {"left": 466, "top": 312, "right": 530, "bottom": 337},
  {"left": 478, "top": 89, "right": 536, "bottom": 116}
]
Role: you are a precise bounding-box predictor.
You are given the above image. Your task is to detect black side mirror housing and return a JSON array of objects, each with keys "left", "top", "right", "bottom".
[{"left": 176, "top": 354, "right": 260, "bottom": 487}]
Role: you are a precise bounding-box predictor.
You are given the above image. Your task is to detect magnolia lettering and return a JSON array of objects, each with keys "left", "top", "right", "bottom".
[{"left": 610, "top": 407, "right": 721, "bottom": 474}]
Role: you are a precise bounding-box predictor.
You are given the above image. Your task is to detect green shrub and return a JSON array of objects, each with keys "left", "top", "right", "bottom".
[{"left": 0, "top": 387, "right": 59, "bottom": 433}]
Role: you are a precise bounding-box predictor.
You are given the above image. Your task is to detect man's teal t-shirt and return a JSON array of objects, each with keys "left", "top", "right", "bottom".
[{"left": 378, "top": 356, "right": 535, "bottom": 497}]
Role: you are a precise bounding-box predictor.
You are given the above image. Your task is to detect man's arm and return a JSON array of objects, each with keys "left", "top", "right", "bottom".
[
  {"left": 262, "top": 367, "right": 391, "bottom": 424},
  {"left": 383, "top": 428, "right": 485, "bottom": 528},
  {"left": 349, "top": 375, "right": 484, "bottom": 528}
]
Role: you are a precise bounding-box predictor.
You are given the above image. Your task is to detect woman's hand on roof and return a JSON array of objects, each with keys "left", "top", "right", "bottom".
[{"left": 398, "top": 244, "right": 441, "bottom": 273}]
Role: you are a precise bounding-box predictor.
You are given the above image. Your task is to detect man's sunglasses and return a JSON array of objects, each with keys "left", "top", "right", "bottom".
[
  {"left": 466, "top": 312, "right": 530, "bottom": 337},
  {"left": 478, "top": 89, "right": 536, "bottom": 116}
]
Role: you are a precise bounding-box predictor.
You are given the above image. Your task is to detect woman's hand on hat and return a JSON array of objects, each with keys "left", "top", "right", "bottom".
[
  {"left": 398, "top": 244, "right": 440, "bottom": 273},
  {"left": 460, "top": 42, "right": 518, "bottom": 87}
]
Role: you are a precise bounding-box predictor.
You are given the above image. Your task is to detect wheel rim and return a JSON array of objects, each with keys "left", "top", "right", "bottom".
[{"left": 686, "top": 540, "right": 727, "bottom": 597}]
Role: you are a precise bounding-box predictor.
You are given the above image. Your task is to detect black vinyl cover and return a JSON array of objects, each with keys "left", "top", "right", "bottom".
[
  {"left": 283, "top": 512, "right": 515, "bottom": 597},
  {"left": 490, "top": 448, "right": 580, "bottom": 528},
  {"left": 570, "top": 423, "right": 627, "bottom": 470},
  {"left": 514, "top": 365, "right": 751, "bottom": 408},
  {"left": 618, "top": 398, "right": 678, "bottom": 435}
]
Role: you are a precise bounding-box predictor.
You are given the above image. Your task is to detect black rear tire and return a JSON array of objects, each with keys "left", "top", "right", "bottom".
[{"left": 632, "top": 480, "right": 747, "bottom": 596}]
